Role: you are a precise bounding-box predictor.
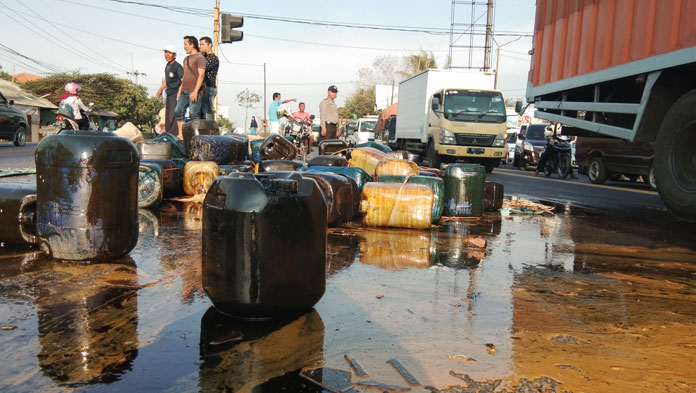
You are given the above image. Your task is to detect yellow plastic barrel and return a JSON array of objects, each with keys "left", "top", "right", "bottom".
[
  {"left": 374, "top": 159, "right": 419, "bottom": 179},
  {"left": 349, "top": 147, "right": 391, "bottom": 177},
  {"left": 184, "top": 161, "right": 219, "bottom": 196},
  {"left": 360, "top": 182, "right": 433, "bottom": 229}
]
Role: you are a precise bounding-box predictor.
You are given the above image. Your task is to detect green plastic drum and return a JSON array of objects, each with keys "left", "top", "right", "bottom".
[
  {"left": 299, "top": 166, "right": 373, "bottom": 192},
  {"left": 250, "top": 139, "right": 265, "bottom": 162},
  {"left": 378, "top": 174, "right": 445, "bottom": 224},
  {"left": 355, "top": 141, "right": 392, "bottom": 152},
  {"left": 443, "top": 164, "right": 485, "bottom": 217},
  {"left": 219, "top": 164, "right": 253, "bottom": 176}
]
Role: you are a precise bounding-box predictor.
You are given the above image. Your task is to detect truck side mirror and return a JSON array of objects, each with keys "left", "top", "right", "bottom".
[
  {"left": 8, "top": 99, "right": 14, "bottom": 105},
  {"left": 517, "top": 133, "right": 525, "bottom": 140},
  {"left": 514, "top": 100, "right": 523, "bottom": 113},
  {"left": 431, "top": 97, "right": 440, "bottom": 111}
]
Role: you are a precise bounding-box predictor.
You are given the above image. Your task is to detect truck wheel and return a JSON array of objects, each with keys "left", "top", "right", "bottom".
[
  {"left": 426, "top": 140, "right": 441, "bottom": 169},
  {"left": 655, "top": 90, "right": 696, "bottom": 221},
  {"left": 588, "top": 157, "right": 608, "bottom": 184},
  {"left": 483, "top": 159, "right": 495, "bottom": 173},
  {"left": 14, "top": 126, "right": 26, "bottom": 147}
]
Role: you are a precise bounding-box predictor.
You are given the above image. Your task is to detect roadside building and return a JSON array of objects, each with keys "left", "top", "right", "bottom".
[
  {"left": 90, "top": 109, "right": 119, "bottom": 131},
  {"left": 0, "top": 79, "right": 58, "bottom": 142}
]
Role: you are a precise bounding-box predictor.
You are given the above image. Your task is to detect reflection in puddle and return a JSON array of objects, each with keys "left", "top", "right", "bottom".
[
  {"left": 199, "top": 307, "right": 324, "bottom": 392},
  {"left": 360, "top": 228, "right": 433, "bottom": 270},
  {"left": 1, "top": 201, "right": 695, "bottom": 392}
]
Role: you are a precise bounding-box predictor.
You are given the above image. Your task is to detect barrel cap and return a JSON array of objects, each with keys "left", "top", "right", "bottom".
[{"left": 35, "top": 131, "right": 139, "bottom": 169}]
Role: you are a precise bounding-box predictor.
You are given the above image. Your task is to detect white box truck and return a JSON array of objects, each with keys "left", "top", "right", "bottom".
[{"left": 390, "top": 69, "right": 508, "bottom": 172}]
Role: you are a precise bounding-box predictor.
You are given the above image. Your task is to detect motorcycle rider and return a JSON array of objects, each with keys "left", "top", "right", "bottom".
[
  {"left": 58, "top": 82, "right": 92, "bottom": 130},
  {"left": 291, "top": 102, "right": 314, "bottom": 147},
  {"left": 535, "top": 123, "right": 578, "bottom": 178}
]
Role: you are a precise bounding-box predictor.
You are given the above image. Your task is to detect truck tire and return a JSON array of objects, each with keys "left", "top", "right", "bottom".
[
  {"left": 13, "top": 126, "right": 26, "bottom": 147},
  {"left": 483, "top": 159, "right": 495, "bottom": 173},
  {"left": 655, "top": 90, "right": 696, "bottom": 221},
  {"left": 426, "top": 140, "right": 441, "bottom": 169},
  {"left": 588, "top": 157, "right": 608, "bottom": 184}
]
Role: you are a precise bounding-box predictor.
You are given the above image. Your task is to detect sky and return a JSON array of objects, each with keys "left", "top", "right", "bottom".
[{"left": 0, "top": 0, "right": 536, "bottom": 128}]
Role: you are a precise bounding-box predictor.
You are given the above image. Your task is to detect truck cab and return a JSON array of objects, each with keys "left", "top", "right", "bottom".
[{"left": 427, "top": 88, "right": 507, "bottom": 171}]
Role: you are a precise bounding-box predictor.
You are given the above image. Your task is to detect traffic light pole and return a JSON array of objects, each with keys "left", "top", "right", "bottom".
[{"left": 213, "top": 0, "right": 220, "bottom": 121}]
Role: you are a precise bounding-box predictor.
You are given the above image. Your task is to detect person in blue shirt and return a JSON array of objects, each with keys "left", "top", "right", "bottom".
[{"left": 268, "top": 92, "right": 296, "bottom": 135}]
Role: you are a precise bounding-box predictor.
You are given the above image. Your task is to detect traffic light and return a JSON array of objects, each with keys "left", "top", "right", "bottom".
[{"left": 221, "top": 13, "right": 243, "bottom": 43}]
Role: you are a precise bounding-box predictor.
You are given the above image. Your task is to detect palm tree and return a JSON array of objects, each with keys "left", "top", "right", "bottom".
[{"left": 399, "top": 50, "right": 438, "bottom": 79}]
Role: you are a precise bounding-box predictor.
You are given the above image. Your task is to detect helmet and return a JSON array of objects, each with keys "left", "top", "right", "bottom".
[
  {"left": 64, "top": 82, "right": 81, "bottom": 95},
  {"left": 277, "top": 104, "right": 291, "bottom": 118}
]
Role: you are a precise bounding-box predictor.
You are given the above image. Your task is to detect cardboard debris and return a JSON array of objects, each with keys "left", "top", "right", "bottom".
[
  {"left": 113, "top": 122, "right": 144, "bottom": 144},
  {"left": 501, "top": 197, "right": 555, "bottom": 215},
  {"left": 463, "top": 235, "right": 486, "bottom": 249}
]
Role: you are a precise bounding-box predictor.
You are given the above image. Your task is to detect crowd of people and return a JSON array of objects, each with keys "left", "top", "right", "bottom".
[
  {"left": 156, "top": 35, "right": 218, "bottom": 139},
  {"left": 155, "top": 35, "right": 342, "bottom": 141}
]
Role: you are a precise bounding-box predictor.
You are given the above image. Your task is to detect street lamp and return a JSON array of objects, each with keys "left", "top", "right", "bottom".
[{"left": 493, "top": 36, "right": 522, "bottom": 89}]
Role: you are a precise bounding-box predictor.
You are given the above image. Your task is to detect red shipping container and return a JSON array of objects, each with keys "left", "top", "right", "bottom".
[{"left": 530, "top": 0, "right": 696, "bottom": 87}]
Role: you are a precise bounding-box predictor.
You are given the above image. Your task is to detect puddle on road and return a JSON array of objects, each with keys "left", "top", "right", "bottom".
[{"left": 1, "top": 202, "right": 695, "bottom": 392}]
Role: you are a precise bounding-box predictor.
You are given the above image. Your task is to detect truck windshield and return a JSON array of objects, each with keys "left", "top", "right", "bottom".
[
  {"left": 443, "top": 90, "right": 506, "bottom": 123},
  {"left": 359, "top": 120, "right": 376, "bottom": 133}
]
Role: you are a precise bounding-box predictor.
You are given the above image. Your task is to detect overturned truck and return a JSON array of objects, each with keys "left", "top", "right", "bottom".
[{"left": 525, "top": 0, "right": 696, "bottom": 220}]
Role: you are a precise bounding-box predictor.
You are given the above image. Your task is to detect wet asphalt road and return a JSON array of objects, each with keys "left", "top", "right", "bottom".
[
  {"left": 1, "top": 147, "right": 696, "bottom": 392},
  {"left": 0, "top": 142, "right": 38, "bottom": 167}
]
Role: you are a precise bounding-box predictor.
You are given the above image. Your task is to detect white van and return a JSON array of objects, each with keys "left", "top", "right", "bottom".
[{"left": 355, "top": 116, "right": 378, "bottom": 144}]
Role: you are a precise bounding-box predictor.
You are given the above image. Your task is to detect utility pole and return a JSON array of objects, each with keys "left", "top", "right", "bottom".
[
  {"left": 483, "top": 0, "right": 494, "bottom": 71},
  {"left": 213, "top": 0, "right": 220, "bottom": 120},
  {"left": 127, "top": 71, "right": 146, "bottom": 84},
  {"left": 128, "top": 53, "right": 146, "bottom": 84},
  {"left": 493, "top": 36, "right": 522, "bottom": 89}
]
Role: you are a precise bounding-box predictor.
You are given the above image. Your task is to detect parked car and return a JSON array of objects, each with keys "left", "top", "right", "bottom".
[
  {"left": 311, "top": 124, "right": 321, "bottom": 145},
  {"left": 0, "top": 91, "right": 28, "bottom": 146},
  {"left": 503, "top": 128, "right": 519, "bottom": 164},
  {"left": 575, "top": 136, "right": 656, "bottom": 189},
  {"left": 341, "top": 121, "right": 357, "bottom": 145},
  {"left": 352, "top": 116, "right": 378, "bottom": 145},
  {"left": 513, "top": 124, "right": 548, "bottom": 169}
]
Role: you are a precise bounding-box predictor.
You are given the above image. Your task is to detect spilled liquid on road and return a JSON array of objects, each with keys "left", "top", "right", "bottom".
[{"left": 1, "top": 203, "right": 695, "bottom": 392}]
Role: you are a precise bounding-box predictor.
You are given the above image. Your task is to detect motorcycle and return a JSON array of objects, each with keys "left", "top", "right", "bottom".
[
  {"left": 57, "top": 102, "right": 97, "bottom": 131},
  {"left": 543, "top": 137, "right": 573, "bottom": 178},
  {"left": 283, "top": 114, "right": 314, "bottom": 161}
]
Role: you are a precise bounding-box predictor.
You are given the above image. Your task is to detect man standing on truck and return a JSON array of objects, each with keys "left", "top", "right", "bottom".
[{"left": 319, "top": 85, "right": 339, "bottom": 139}]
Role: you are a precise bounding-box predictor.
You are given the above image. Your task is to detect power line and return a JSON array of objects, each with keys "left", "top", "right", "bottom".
[
  {"left": 0, "top": 45, "right": 60, "bottom": 75},
  {"left": 21, "top": 1, "right": 133, "bottom": 74},
  {"left": 0, "top": 2, "right": 128, "bottom": 74},
  {"left": 0, "top": 42, "right": 66, "bottom": 74},
  {"left": 102, "top": 0, "right": 533, "bottom": 36},
  {"left": 57, "top": 0, "right": 530, "bottom": 54}
]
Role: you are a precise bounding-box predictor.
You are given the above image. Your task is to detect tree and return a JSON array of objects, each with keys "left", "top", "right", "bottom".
[
  {"left": 217, "top": 116, "right": 234, "bottom": 132},
  {"left": 398, "top": 50, "right": 438, "bottom": 79},
  {"left": 357, "top": 55, "right": 401, "bottom": 89},
  {"left": 0, "top": 66, "right": 11, "bottom": 81},
  {"left": 236, "top": 88, "right": 260, "bottom": 131},
  {"left": 341, "top": 87, "right": 376, "bottom": 119},
  {"left": 23, "top": 72, "right": 160, "bottom": 131}
]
